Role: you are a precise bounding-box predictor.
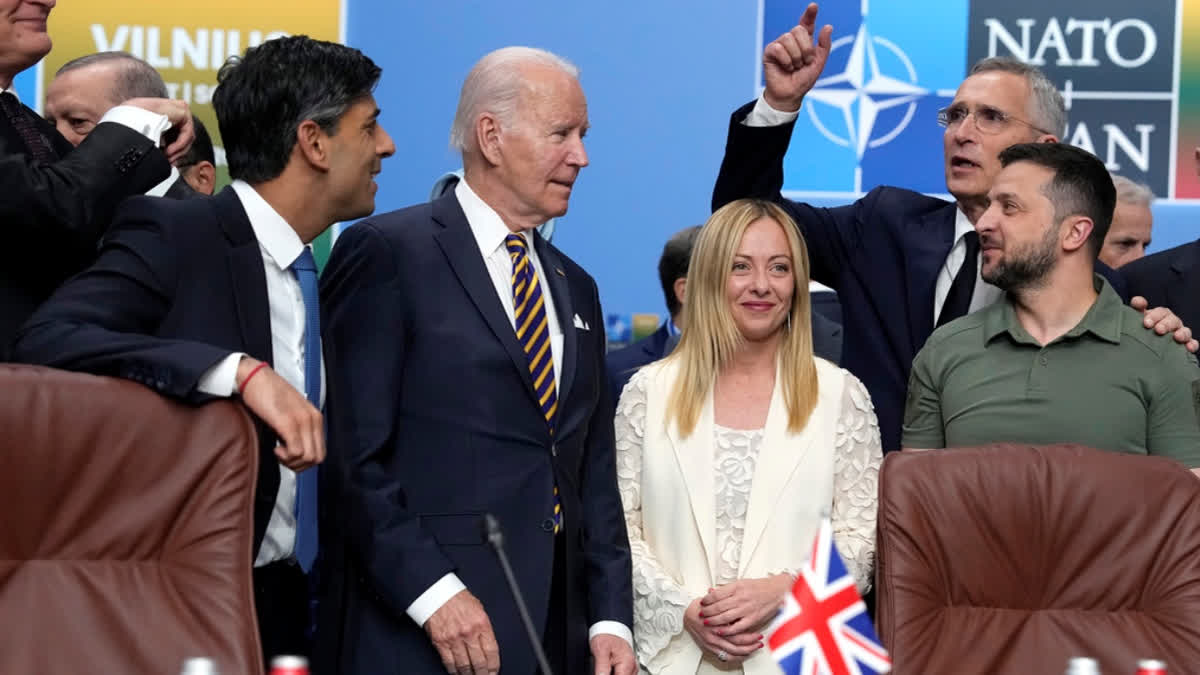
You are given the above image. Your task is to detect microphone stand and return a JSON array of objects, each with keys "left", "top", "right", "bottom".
[{"left": 484, "top": 513, "right": 555, "bottom": 675}]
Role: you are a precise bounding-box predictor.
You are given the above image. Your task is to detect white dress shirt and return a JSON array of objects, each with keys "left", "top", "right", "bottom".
[
  {"left": 0, "top": 88, "right": 171, "bottom": 147},
  {"left": 744, "top": 93, "right": 1004, "bottom": 324},
  {"left": 196, "top": 180, "right": 326, "bottom": 567},
  {"left": 405, "top": 179, "right": 632, "bottom": 647}
]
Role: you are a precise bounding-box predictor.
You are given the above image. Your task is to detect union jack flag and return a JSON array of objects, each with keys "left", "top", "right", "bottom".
[{"left": 765, "top": 516, "right": 891, "bottom": 675}]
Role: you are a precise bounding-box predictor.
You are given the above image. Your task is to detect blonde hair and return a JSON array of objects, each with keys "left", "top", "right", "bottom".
[{"left": 665, "top": 199, "right": 819, "bottom": 437}]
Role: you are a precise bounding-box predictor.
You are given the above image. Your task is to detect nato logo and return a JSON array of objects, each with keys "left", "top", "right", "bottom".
[{"left": 761, "top": 0, "right": 969, "bottom": 197}]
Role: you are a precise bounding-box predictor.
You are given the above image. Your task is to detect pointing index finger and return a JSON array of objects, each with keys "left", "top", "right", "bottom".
[{"left": 798, "top": 2, "right": 820, "bottom": 35}]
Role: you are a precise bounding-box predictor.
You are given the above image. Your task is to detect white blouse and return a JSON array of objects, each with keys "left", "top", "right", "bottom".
[{"left": 615, "top": 369, "right": 882, "bottom": 674}]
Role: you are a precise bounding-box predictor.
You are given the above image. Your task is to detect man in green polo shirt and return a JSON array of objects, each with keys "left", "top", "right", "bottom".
[{"left": 903, "top": 142, "right": 1200, "bottom": 468}]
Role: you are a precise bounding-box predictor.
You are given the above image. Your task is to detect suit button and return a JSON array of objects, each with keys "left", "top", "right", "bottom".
[{"left": 541, "top": 519, "right": 555, "bottom": 532}]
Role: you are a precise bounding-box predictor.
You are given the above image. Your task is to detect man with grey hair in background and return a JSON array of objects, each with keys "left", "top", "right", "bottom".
[
  {"left": 44, "top": 51, "right": 199, "bottom": 198},
  {"left": 712, "top": 3, "right": 1195, "bottom": 460},
  {"left": 1098, "top": 173, "right": 1154, "bottom": 269},
  {"left": 317, "top": 46, "right": 635, "bottom": 675}
]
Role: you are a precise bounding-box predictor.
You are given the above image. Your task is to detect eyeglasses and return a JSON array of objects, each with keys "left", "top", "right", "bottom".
[{"left": 937, "top": 104, "right": 1053, "bottom": 136}]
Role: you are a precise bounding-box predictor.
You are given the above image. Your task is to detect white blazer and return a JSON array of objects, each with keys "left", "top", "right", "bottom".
[{"left": 625, "top": 356, "right": 855, "bottom": 675}]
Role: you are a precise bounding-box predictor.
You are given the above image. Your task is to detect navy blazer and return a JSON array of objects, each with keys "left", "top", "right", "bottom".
[
  {"left": 12, "top": 188, "right": 288, "bottom": 552},
  {"left": 0, "top": 106, "right": 168, "bottom": 354},
  {"left": 605, "top": 311, "right": 843, "bottom": 404},
  {"left": 713, "top": 101, "right": 1127, "bottom": 453},
  {"left": 315, "top": 194, "right": 633, "bottom": 675},
  {"left": 1123, "top": 238, "right": 1200, "bottom": 362}
]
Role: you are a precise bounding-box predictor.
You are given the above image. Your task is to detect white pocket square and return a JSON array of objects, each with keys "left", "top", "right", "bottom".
[{"left": 573, "top": 314, "right": 590, "bottom": 331}]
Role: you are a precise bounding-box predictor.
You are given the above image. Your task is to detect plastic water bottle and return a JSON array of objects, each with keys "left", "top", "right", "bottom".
[
  {"left": 1135, "top": 659, "right": 1167, "bottom": 675},
  {"left": 1065, "top": 657, "right": 1101, "bottom": 675},
  {"left": 179, "top": 657, "right": 218, "bottom": 675}
]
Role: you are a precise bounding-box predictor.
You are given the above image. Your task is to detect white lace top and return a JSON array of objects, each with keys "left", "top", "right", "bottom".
[{"left": 615, "top": 368, "right": 882, "bottom": 674}]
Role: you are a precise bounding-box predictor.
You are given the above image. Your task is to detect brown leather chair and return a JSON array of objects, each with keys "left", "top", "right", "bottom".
[
  {"left": 876, "top": 443, "right": 1200, "bottom": 674},
  {"left": 0, "top": 365, "right": 263, "bottom": 675}
]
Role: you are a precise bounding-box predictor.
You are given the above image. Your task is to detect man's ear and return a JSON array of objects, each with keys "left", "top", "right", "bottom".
[
  {"left": 1037, "top": 133, "right": 1059, "bottom": 144},
  {"left": 673, "top": 276, "right": 688, "bottom": 308},
  {"left": 183, "top": 161, "right": 217, "bottom": 195},
  {"left": 476, "top": 113, "right": 503, "bottom": 166},
  {"left": 295, "top": 119, "right": 330, "bottom": 170},
  {"left": 1061, "top": 215, "right": 1094, "bottom": 253}
]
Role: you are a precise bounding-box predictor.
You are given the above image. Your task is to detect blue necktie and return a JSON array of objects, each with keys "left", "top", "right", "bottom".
[{"left": 291, "top": 247, "right": 320, "bottom": 573}]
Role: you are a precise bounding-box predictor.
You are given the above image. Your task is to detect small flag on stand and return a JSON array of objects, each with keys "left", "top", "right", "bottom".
[{"left": 765, "top": 516, "right": 891, "bottom": 675}]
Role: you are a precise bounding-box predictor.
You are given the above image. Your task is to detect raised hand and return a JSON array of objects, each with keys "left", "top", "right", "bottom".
[{"left": 762, "top": 2, "right": 834, "bottom": 112}]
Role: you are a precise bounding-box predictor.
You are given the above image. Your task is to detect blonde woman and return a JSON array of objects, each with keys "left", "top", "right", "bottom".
[{"left": 615, "top": 199, "right": 881, "bottom": 674}]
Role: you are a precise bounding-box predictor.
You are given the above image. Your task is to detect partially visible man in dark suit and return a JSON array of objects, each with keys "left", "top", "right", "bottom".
[
  {"left": 606, "top": 225, "right": 698, "bottom": 401},
  {"left": 0, "top": 0, "right": 194, "bottom": 353},
  {"left": 1123, "top": 148, "right": 1200, "bottom": 352},
  {"left": 317, "top": 46, "right": 635, "bottom": 675},
  {"left": 712, "top": 4, "right": 1195, "bottom": 453},
  {"left": 175, "top": 115, "right": 217, "bottom": 196},
  {"left": 12, "top": 36, "right": 395, "bottom": 666},
  {"left": 44, "top": 51, "right": 201, "bottom": 199}
]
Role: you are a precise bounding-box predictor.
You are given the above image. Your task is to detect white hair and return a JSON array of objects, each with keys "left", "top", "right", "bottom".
[
  {"left": 1110, "top": 173, "right": 1154, "bottom": 207},
  {"left": 449, "top": 46, "right": 579, "bottom": 153}
]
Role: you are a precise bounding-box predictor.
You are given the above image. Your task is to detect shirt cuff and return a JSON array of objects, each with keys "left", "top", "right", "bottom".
[
  {"left": 589, "top": 621, "right": 633, "bottom": 647},
  {"left": 196, "top": 352, "right": 244, "bottom": 397},
  {"left": 407, "top": 573, "right": 467, "bottom": 627},
  {"left": 98, "top": 104, "right": 172, "bottom": 145},
  {"left": 743, "top": 93, "right": 801, "bottom": 127}
]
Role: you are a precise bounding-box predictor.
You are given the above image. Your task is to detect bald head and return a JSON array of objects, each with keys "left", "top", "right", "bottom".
[{"left": 45, "top": 52, "right": 167, "bottom": 146}]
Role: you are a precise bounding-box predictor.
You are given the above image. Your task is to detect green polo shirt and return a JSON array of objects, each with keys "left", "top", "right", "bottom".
[{"left": 902, "top": 276, "right": 1200, "bottom": 467}]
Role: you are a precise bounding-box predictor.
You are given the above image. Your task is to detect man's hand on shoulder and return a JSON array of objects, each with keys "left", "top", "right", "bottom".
[
  {"left": 761, "top": 2, "right": 833, "bottom": 112},
  {"left": 235, "top": 356, "right": 325, "bottom": 472},
  {"left": 1131, "top": 296, "right": 1199, "bottom": 353},
  {"left": 425, "top": 589, "right": 500, "bottom": 675}
]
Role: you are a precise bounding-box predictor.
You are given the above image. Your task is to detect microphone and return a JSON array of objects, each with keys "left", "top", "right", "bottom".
[{"left": 484, "top": 513, "right": 555, "bottom": 675}]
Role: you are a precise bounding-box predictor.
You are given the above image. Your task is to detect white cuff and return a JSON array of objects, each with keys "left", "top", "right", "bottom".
[
  {"left": 744, "top": 93, "right": 801, "bottom": 127},
  {"left": 589, "top": 621, "right": 633, "bottom": 647},
  {"left": 99, "top": 104, "right": 172, "bottom": 145},
  {"left": 196, "top": 352, "right": 244, "bottom": 397},
  {"left": 407, "top": 573, "right": 467, "bottom": 627}
]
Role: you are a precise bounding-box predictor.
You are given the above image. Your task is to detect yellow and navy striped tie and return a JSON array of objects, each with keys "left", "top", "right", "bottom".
[{"left": 506, "top": 233, "right": 562, "bottom": 534}]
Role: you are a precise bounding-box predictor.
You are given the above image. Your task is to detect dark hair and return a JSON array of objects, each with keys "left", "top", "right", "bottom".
[
  {"left": 658, "top": 226, "right": 702, "bottom": 317},
  {"left": 998, "top": 143, "right": 1115, "bottom": 256},
  {"left": 176, "top": 114, "right": 215, "bottom": 168},
  {"left": 56, "top": 51, "right": 168, "bottom": 104},
  {"left": 213, "top": 35, "right": 381, "bottom": 183}
]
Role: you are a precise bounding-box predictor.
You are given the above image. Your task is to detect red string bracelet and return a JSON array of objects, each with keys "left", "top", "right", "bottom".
[{"left": 238, "top": 362, "right": 268, "bottom": 394}]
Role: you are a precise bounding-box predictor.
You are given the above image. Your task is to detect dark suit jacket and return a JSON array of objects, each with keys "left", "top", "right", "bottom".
[
  {"left": 712, "top": 101, "right": 1127, "bottom": 453},
  {"left": 0, "top": 104, "right": 169, "bottom": 354},
  {"left": 315, "top": 194, "right": 633, "bottom": 675},
  {"left": 1123, "top": 238, "right": 1200, "bottom": 361},
  {"left": 11, "top": 188, "right": 290, "bottom": 552},
  {"left": 605, "top": 311, "right": 843, "bottom": 403},
  {"left": 163, "top": 176, "right": 202, "bottom": 200}
]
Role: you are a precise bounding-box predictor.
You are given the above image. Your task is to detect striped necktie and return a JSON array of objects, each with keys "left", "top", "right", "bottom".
[
  {"left": 505, "top": 233, "right": 561, "bottom": 533},
  {"left": 0, "top": 92, "right": 56, "bottom": 163}
]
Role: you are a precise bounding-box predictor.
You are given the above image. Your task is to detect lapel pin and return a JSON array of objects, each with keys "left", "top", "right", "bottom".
[{"left": 555, "top": 267, "right": 565, "bottom": 277}]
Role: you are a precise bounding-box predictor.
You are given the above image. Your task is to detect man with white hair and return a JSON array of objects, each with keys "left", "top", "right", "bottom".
[
  {"left": 316, "top": 47, "right": 635, "bottom": 675},
  {"left": 1098, "top": 173, "right": 1154, "bottom": 269}
]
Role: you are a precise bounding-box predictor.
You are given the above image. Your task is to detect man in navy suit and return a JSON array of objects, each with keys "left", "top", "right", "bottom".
[
  {"left": 1122, "top": 147, "right": 1200, "bottom": 354},
  {"left": 12, "top": 36, "right": 396, "bottom": 666},
  {"left": 317, "top": 47, "right": 634, "bottom": 675},
  {"left": 605, "top": 225, "right": 698, "bottom": 402},
  {"left": 712, "top": 4, "right": 1195, "bottom": 454}
]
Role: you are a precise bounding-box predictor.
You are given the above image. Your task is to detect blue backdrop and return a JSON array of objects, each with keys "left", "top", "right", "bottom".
[{"left": 344, "top": 1, "right": 1199, "bottom": 325}]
